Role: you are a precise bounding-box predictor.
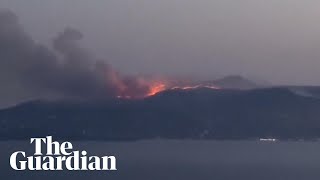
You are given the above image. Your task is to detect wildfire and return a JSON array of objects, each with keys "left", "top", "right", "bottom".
[
  {"left": 171, "top": 85, "right": 219, "bottom": 90},
  {"left": 115, "top": 77, "right": 220, "bottom": 99},
  {"left": 146, "top": 82, "right": 167, "bottom": 96},
  {"left": 144, "top": 83, "right": 220, "bottom": 97}
]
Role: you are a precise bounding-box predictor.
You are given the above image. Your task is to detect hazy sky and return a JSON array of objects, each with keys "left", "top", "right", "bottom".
[{"left": 1, "top": 0, "right": 320, "bottom": 85}]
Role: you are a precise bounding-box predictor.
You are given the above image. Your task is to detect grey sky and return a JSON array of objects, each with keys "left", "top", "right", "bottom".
[{"left": 1, "top": 0, "right": 320, "bottom": 85}]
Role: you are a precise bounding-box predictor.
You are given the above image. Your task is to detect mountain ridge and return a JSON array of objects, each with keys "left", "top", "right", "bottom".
[{"left": 1, "top": 87, "right": 320, "bottom": 141}]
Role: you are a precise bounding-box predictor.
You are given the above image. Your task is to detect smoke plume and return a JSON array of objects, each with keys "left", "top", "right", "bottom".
[{"left": 0, "top": 10, "right": 150, "bottom": 102}]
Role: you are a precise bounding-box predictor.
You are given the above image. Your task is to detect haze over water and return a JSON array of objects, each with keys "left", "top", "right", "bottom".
[{"left": 2, "top": 140, "right": 320, "bottom": 180}]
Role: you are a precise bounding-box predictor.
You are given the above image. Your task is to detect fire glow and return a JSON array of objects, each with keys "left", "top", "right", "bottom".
[
  {"left": 171, "top": 85, "right": 219, "bottom": 90},
  {"left": 146, "top": 82, "right": 167, "bottom": 96},
  {"left": 146, "top": 83, "right": 220, "bottom": 97},
  {"left": 116, "top": 80, "right": 220, "bottom": 99}
]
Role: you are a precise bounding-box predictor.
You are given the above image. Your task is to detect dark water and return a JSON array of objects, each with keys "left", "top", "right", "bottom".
[{"left": 1, "top": 140, "right": 320, "bottom": 180}]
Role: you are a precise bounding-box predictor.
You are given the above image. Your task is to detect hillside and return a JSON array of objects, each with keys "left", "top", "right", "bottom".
[{"left": 1, "top": 87, "right": 320, "bottom": 140}]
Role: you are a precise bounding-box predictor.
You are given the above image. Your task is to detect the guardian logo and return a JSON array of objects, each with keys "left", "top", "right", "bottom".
[{"left": 10, "top": 136, "right": 117, "bottom": 171}]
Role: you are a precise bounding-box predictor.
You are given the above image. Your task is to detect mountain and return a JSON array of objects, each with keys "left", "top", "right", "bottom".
[
  {"left": 209, "top": 75, "right": 260, "bottom": 89},
  {"left": 1, "top": 87, "right": 320, "bottom": 141}
]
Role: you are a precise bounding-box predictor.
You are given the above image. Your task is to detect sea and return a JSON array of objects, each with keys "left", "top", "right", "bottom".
[{"left": 1, "top": 140, "right": 320, "bottom": 180}]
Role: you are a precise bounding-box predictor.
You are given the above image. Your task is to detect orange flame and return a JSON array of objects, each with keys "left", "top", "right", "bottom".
[
  {"left": 115, "top": 77, "right": 220, "bottom": 99},
  {"left": 146, "top": 82, "right": 166, "bottom": 96},
  {"left": 145, "top": 83, "right": 220, "bottom": 97}
]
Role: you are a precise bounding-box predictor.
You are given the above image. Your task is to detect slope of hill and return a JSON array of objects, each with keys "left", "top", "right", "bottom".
[
  {"left": 1, "top": 87, "right": 320, "bottom": 141},
  {"left": 211, "top": 75, "right": 260, "bottom": 89}
]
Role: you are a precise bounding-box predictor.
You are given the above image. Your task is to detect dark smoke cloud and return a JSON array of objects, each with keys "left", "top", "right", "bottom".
[{"left": 0, "top": 10, "right": 149, "bottom": 102}]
